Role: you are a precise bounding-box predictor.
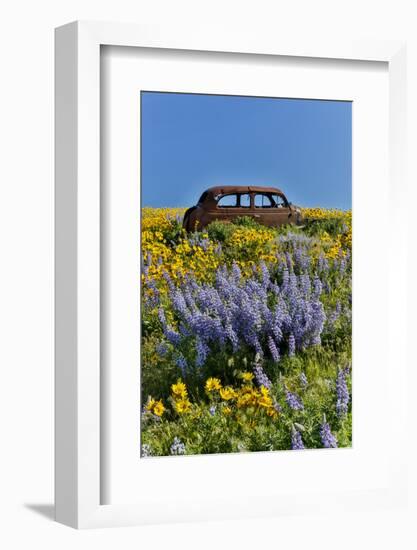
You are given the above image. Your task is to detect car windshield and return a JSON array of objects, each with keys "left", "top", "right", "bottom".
[{"left": 271, "top": 194, "right": 287, "bottom": 207}]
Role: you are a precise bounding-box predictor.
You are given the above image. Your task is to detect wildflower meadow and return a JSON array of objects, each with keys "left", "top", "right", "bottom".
[{"left": 141, "top": 208, "right": 352, "bottom": 457}]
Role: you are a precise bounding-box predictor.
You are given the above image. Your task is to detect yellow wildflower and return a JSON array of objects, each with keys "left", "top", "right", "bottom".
[
  {"left": 153, "top": 400, "right": 165, "bottom": 417},
  {"left": 145, "top": 398, "right": 156, "bottom": 412},
  {"left": 220, "top": 386, "right": 237, "bottom": 401},
  {"left": 223, "top": 406, "right": 232, "bottom": 416},
  {"left": 171, "top": 380, "right": 188, "bottom": 399},
  {"left": 205, "top": 377, "right": 222, "bottom": 392},
  {"left": 175, "top": 399, "right": 191, "bottom": 414},
  {"left": 236, "top": 392, "right": 254, "bottom": 408},
  {"left": 260, "top": 385, "right": 270, "bottom": 397},
  {"left": 241, "top": 372, "right": 254, "bottom": 382},
  {"left": 258, "top": 395, "right": 273, "bottom": 408}
]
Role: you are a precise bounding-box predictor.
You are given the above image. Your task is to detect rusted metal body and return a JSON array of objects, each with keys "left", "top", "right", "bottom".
[{"left": 183, "top": 185, "right": 303, "bottom": 231}]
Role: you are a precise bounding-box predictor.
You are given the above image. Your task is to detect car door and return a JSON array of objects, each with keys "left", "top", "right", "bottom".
[
  {"left": 214, "top": 193, "right": 239, "bottom": 223},
  {"left": 233, "top": 192, "right": 251, "bottom": 220},
  {"left": 253, "top": 193, "right": 292, "bottom": 227}
]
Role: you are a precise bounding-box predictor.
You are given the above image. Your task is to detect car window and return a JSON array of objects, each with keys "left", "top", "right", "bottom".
[
  {"left": 239, "top": 193, "right": 251, "bottom": 208},
  {"left": 271, "top": 194, "right": 287, "bottom": 208},
  {"left": 254, "top": 194, "right": 273, "bottom": 208},
  {"left": 217, "top": 194, "right": 237, "bottom": 207}
]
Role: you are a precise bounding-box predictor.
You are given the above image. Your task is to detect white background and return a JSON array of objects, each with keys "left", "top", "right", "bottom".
[{"left": 0, "top": 1, "right": 416, "bottom": 549}]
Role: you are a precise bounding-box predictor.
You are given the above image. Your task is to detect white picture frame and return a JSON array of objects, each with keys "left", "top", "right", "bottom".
[{"left": 55, "top": 21, "right": 407, "bottom": 529}]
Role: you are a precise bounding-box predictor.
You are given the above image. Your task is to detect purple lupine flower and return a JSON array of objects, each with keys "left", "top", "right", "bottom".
[
  {"left": 214, "top": 243, "right": 223, "bottom": 255},
  {"left": 259, "top": 261, "right": 270, "bottom": 290},
  {"left": 288, "top": 333, "right": 296, "bottom": 357},
  {"left": 231, "top": 261, "right": 242, "bottom": 283},
  {"left": 336, "top": 367, "right": 350, "bottom": 417},
  {"left": 225, "top": 323, "right": 239, "bottom": 352},
  {"left": 253, "top": 356, "right": 272, "bottom": 389},
  {"left": 178, "top": 322, "right": 192, "bottom": 337},
  {"left": 158, "top": 308, "right": 181, "bottom": 345},
  {"left": 170, "top": 437, "right": 186, "bottom": 455},
  {"left": 171, "top": 288, "right": 190, "bottom": 317},
  {"left": 267, "top": 335, "right": 280, "bottom": 363},
  {"left": 291, "top": 427, "right": 305, "bottom": 450},
  {"left": 313, "top": 275, "right": 323, "bottom": 299},
  {"left": 328, "top": 301, "right": 342, "bottom": 326},
  {"left": 285, "top": 388, "right": 304, "bottom": 410},
  {"left": 285, "top": 251, "right": 293, "bottom": 271},
  {"left": 200, "top": 237, "right": 210, "bottom": 252},
  {"left": 157, "top": 307, "right": 166, "bottom": 325},
  {"left": 317, "top": 253, "right": 329, "bottom": 274},
  {"left": 143, "top": 276, "right": 160, "bottom": 307},
  {"left": 165, "top": 327, "right": 181, "bottom": 346},
  {"left": 300, "top": 273, "right": 311, "bottom": 295},
  {"left": 320, "top": 422, "right": 338, "bottom": 448},
  {"left": 299, "top": 372, "right": 308, "bottom": 388},
  {"left": 322, "top": 280, "right": 330, "bottom": 294},
  {"left": 162, "top": 270, "right": 175, "bottom": 292},
  {"left": 339, "top": 255, "right": 347, "bottom": 275},
  {"left": 175, "top": 354, "right": 188, "bottom": 375},
  {"left": 282, "top": 268, "right": 290, "bottom": 290},
  {"left": 187, "top": 233, "right": 210, "bottom": 251},
  {"left": 309, "top": 300, "right": 326, "bottom": 345},
  {"left": 151, "top": 259, "right": 329, "bottom": 367},
  {"left": 209, "top": 405, "right": 216, "bottom": 416},
  {"left": 195, "top": 337, "right": 209, "bottom": 367},
  {"left": 294, "top": 246, "right": 310, "bottom": 272},
  {"left": 156, "top": 341, "right": 169, "bottom": 357}
]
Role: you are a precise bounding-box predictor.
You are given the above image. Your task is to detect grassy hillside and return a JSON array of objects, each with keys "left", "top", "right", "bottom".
[{"left": 141, "top": 207, "right": 352, "bottom": 456}]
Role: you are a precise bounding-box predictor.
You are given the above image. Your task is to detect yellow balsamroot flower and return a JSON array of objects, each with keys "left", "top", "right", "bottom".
[
  {"left": 240, "top": 384, "right": 255, "bottom": 394},
  {"left": 145, "top": 398, "right": 156, "bottom": 412},
  {"left": 222, "top": 406, "right": 232, "bottom": 416},
  {"left": 326, "top": 244, "right": 341, "bottom": 260},
  {"left": 228, "top": 227, "right": 278, "bottom": 266},
  {"left": 171, "top": 380, "right": 188, "bottom": 399},
  {"left": 141, "top": 207, "right": 186, "bottom": 232},
  {"left": 241, "top": 372, "right": 254, "bottom": 382},
  {"left": 153, "top": 400, "right": 165, "bottom": 417},
  {"left": 236, "top": 392, "right": 255, "bottom": 408},
  {"left": 260, "top": 385, "right": 270, "bottom": 397},
  {"left": 175, "top": 399, "right": 192, "bottom": 414},
  {"left": 258, "top": 395, "right": 273, "bottom": 408},
  {"left": 301, "top": 207, "right": 349, "bottom": 221},
  {"left": 342, "top": 229, "right": 352, "bottom": 249},
  {"left": 220, "top": 386, "right": 237, "bottom": 401},
  {"left": 142, "top": 227, "right": 221, "bottom": 287},
  {"left": 205, "top": 377, "right": 222, "bottom": 392}
]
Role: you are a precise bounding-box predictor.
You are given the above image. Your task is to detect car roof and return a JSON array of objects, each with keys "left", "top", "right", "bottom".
[{"left": 204, "top": 185, "right": 284, "bottom": 196}]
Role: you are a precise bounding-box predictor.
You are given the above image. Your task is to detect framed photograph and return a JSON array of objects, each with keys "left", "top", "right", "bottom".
[{"left": 55, "top": 21, "right": 408, "bottom": 528}]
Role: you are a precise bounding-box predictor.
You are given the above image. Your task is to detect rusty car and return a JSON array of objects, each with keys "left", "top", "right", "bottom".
[{"left": 182, "top": 185, "right": 303, "bottom": 231}]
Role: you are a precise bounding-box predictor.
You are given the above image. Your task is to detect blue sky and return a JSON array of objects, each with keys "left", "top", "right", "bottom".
[{"left": 141, "top": 92, "right": 351, "bottom": 209}]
